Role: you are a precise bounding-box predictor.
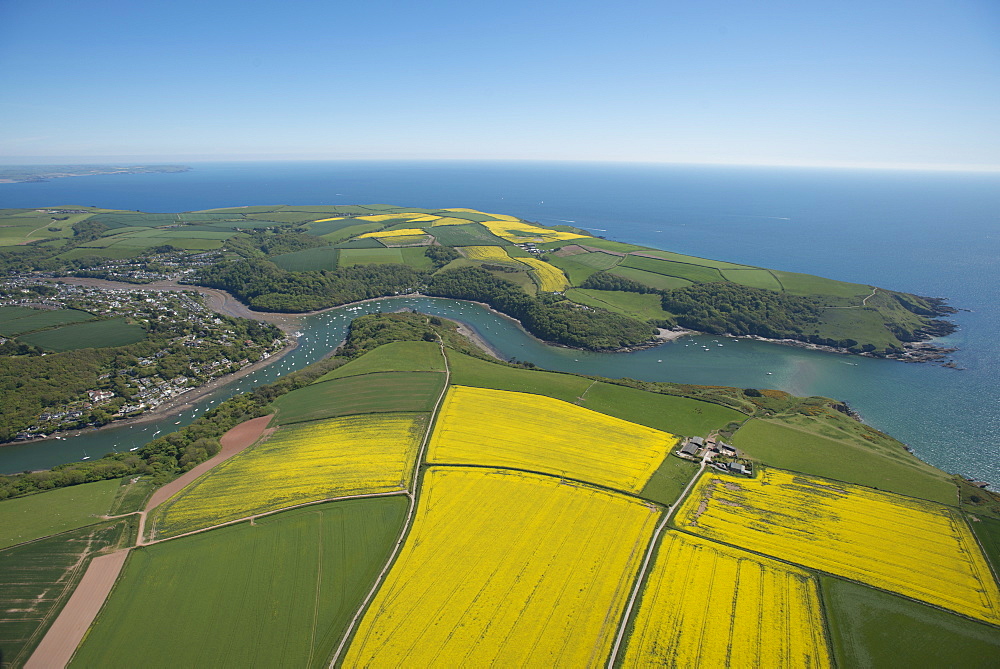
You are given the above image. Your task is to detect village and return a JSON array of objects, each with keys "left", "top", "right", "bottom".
[
  {"left": 676, "top": 434, "right": 754, "bottom": 476},
  {"left": 0, "top": 279, "right": 285, "bottom": 441}
]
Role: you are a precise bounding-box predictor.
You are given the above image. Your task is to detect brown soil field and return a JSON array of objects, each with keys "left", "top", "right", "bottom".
[{"left": 24, "top": 550, "right": 129, "bottom": 669}]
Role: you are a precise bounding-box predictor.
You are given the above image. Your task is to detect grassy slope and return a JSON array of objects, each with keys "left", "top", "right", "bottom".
[
  {"left": 270, "top": 246, "right": 340, "bottom": 271},
  {"left": 0, "top": 479, "right": 121, "bottom": 549},
  {"left": 315, "top": 341, "right": 444, "bottom": 381},
  {"left": 446, "top": 349, "right": 592, "bottom": 403},
  {"left": 0, "top": 518, "right": 135, "bottom": 668},
  {"left": 731, "top": 418, "right": 956, "bottom": 504},
  {"left": 565, "top": 288, "right": 674, "bottom": 322},
  {"left": 70, "top": 498, "right": 407, "bottom": 669},
  {"left": 271, "top": 371, "right": 445, "bottom": 425},
  {"left": 969, "top": 516, "right": 1000, "bottom": 581},
  {"left": 640, "top": 456, "right": 700, "bottom": 506},
  {"left": 821, "top": 576, "right": 1000, "bottom": 669},
  {"left": 0, "top": 307, "right": 95, "bottom": 337}
]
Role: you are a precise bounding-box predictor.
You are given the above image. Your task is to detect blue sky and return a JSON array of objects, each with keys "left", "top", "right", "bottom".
[{"left": 1, "top": 0, "right": 998, "bottom": 169}]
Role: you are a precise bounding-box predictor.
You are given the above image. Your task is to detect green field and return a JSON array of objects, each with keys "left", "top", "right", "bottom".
[
  {"left": 0, "top": 307, "right": 95, "bottom": 337},
  {"left": 720, "top": 268, "right": 784, "bottom": 291},
  {"left": 607, "top": 266, "right": 693, "bottom": 291},
  {"left": 427, "top": 223, "right": 508, "bottom": 246},
  {"left": 271, "top": 246, "right": 340, "bottom": 271},
  {"left": 579, "top": 381, "right": 746, "bottom": 437},
  {"left": 554, "top": 237, "right": 644, "bottom": 253},
  {"left": 397, "top": 246, "right": 436, "bottom": 269},
  {"left": 337, "top": 247, "right": 404, "bottom": 266},
  {"left": 636, "top": 249, "right": 754, "bottom": 270},
  {"left": 320, "top": 222, "right": 383, "bottom": 243},
  {"left": 70, "top": 499, "right": 408, "bottom": 669},
  {"left": 565, "top": 288, "right": 674, "bottom": 322},
  {"left": 969, "top": 516, "right": 1000, "bottom": 579},
  {"left": 0, "top": 479, "right": 121, "bottom": 549},
  {"left": 822, "top": 576, "right": 1000, "bottom": 668},
  {"left": 315, "top": 341, "right": 445, "bottom": 381},
  {"left": 272, "top": 372, "right": 445, "bottom": 424},
  {"left": 620, "top": 255, "right": 726, "bottom": 283},
  {"left": 640, "top": 456, "right": 700, "bottom": 505},
  {"left": 731, "top": 418, "right": 957, "bottom": 504},
  {"left": 305, "top": 218, "right": 365, "bottom": 236},
  {"left": 546, "top": 256, "right": 606, "bottom": 284},
  {"left": 770, "top": 269, "right": 871, "bottom": 298},
  {"left": 19, "top": 317, "right": 146, "bottom": 352},
  {"left": 0, "top": 519, "right": 135, "bottom": 668},
  {"left": 446, "top": 349, "right": 592, "bottom": 402},
  {"left": 56, "top": 246, "right": 144, "bottom": 261}
]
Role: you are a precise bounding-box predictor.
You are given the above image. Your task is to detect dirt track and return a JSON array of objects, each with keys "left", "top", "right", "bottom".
[
  {"left": 27, "top": 415, "right": 276, "bottom": 668},
  {"left": 24, "top": 550, "right": 130, "bottom": 669}
]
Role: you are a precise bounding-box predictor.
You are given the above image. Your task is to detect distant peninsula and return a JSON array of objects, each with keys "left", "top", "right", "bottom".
[
  {"left": 0, "top": 164, "right": 190, "bottom": 184},
  {"left": 0, "top": 203, "right": 957, "bottom": 362}
]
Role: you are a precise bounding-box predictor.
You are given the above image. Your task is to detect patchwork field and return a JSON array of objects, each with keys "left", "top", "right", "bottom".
[
  {"left": 271, "top": 371, "right": 444, "bottom": 424},
  {"left": 71, "top": 498, "right": 407, "bottom": 669},
  {"left": 270, "top": 246, "right": 340, "bottom": 271},
  {"left": 150, "top": 413, "right": 426, "bottom": 538},
  {"left": 427, "top": 223, "right": 508, "bottom": 246},
  {"left": 0, "top": 519, "right": 134, "bottom": 667},
  {"left": 426, "top": 386, "right": 678, "bottom": 494},
  {"left": 342, "top": 467, "right": 659, "bottom": 667},
  {"left": 676, "top": 469, "right": 1000, "bottom": 624},
  {"left": 479, "top": 218, "right": 588, "bottom": 244},
  {"left": 0, "top": 479, "right": 121, "bottom": 549},
  {"left": 622, "top": 531, "right": 831, "bottom": 667},
  {"left": 315, "top": 340, "right": 445, "bottom": 381}
]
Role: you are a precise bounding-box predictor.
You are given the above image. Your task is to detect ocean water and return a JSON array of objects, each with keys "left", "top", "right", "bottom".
[{"left": 1, "top": 161, "right": 998, "bottom": 484}]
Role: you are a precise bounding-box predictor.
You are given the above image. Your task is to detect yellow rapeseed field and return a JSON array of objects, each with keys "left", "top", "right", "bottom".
[
  {"left": 354, "top": 214, "right": 413, "bottom": 222},
  {"left": 519, "top": 256, "right": 570, "bottom": 291},
  {"left": 356, "top": 228, "right": 428, "bottom": 239},
  {"left": 623, "top": 531, "right": 831, "bottom": 667},
  {"left": 426, "top": 386, "right": 677, "bottom": 493},
  {"left": 311, "top": 216, "right": 344, "bottom": 222},
  {"left": 459, "top": 245, "right": 516, "bottom": 262},
  {"left": 151, "top": 413, "right": 426, "bottom": 537},
  {"left": 343, "top": 467, "right": 660, "bottom": 667},
  {"left": 479, "top": 218, "right": 590, "bottom": 243},
  {"left": 428, "top": 216, "right": 478, "bottom": 226},
  {"left": 442, "top": 208, "right": 520, "bottom": 222},
  {"left": 676, "top": 468, "right": 1000, "bottom": 624},
  {"left": 405, "top": 214, "right": 440, "bottom": 222}
]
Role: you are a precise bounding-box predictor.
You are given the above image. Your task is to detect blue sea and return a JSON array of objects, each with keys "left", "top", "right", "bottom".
[{"left": 1, "top": 161, "right": 998, "bottom": 484}]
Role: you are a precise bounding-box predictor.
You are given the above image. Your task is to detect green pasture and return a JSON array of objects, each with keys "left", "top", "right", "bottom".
[
  {"left": 565, "top": 288, "right": 674, "bottom": 322},
  {"left": 56, "top": 246, "right": 144, "bottom": 260},
  {"left": 640, "top": 456, "right": 700, "bottom": 505},
  {"left": 731, "top": 418, "right": 956, "bottom": 504},
  {"left": 398, "top": 246, "right": 436, "bottom": 269},
  {"left": 565, "top": 251, "right": 622, "bottom": 270},
  {"left": 334, "top": 237, "right": 385, "bottom": 249},
  {"left": 446, "top": 349, "right": 592, "bottom": 403},
  {"left": 720, "top": 268, "right": 784, "bottom": 291},
  {"left": 770, "top": 269, "right": 871, "bottom": 298},
  {"left": 379, "top": 234, "right": 431, "bottom": 246},
  {"left": 271, "top": 246, "right": 340, "bottom": 271},
  {"left": 315, "top": 341, "right": 445, "bottom": 381},
  {"left": 486, "top": 267, "right": 536, "bottom": 293},
  {"left": 0, "top": 307, "right": 94, "bottom": 337},
  {"left": 427, "top": 223, "right": 508, "bottom": 246},
  {"left": 546, "top": 256, "right": 604, "bottom": 284},
  {"left": 579, "top": 381, "right": 745, "bottom": 437},
  {"left": 71, "top": 498, "right": 408, "bottom": 669},
  {"left": 306, "top": 218, "right": 366, "bottom": 237},
  {"left": 320, "top": 222, "right": 382, "bottom": 243},
  {"left": 636, "top": 249, "right": 754, "bottom": 270},
  {"left": 822, "top": 576, "right": 1000, "bottom": 669},
  {"left": 20, "top": 317, "right": 146, "bottom": 352},
  {"left": 969, "top": 516, "right": 1000, "bottom": 578},
  {"left": 560, "top": 237, "right": 644, "bottom": 253},
  {"left": 272, "top": 371, "right": 444, "bottom": 424},
  {"left": 620, "top": 255, "right": 725, "bottom": 283},
  {"left": 0, "top": 479, "right": 121, "bottom": 549},
  {"left": 337, "top": 247, "right": 404, "bottom": 266},
  {"left": 246, "top": 210, "right": 336, "bottom": 223},
  {"left": 0, "top": 518, "right": 135, "bottom": 668},
  {"left": 607, "top": 266, "right": 693, "bottom": 291}
]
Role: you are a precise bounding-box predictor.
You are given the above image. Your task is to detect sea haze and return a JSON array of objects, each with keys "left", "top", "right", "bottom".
[{"left": 1, "top": 161, "right": 998, "bottom": 485}]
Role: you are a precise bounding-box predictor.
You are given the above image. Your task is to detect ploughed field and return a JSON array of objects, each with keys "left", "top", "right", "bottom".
[{"left": 8, "top": 340, "right": 999, "bottom": 667}]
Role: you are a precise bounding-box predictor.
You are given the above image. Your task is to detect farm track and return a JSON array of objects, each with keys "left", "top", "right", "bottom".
[
  {"left": 328, "top": 339, "right": 451, "bottom": 667},
  {"left": 27, "top": 414, "right": 276, "bottom": 668},
  {"left": 606, "top": 452, "right": 710, "bottom": 667}
]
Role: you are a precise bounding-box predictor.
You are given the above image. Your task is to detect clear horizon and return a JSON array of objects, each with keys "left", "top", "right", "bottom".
[{"left": 2, "top": 0, "right": 997, "bottom": 171}]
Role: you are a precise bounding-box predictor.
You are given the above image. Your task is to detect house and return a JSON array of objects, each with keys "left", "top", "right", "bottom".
[
  {"left": 680, "top": 441, "right": 700, "bottom": 457},
  {"left": 717, "top": 442, "right": 737, "bottom": 457},
  {"left": 728, "top": 462, "right": 751, "bottom": 475}
]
